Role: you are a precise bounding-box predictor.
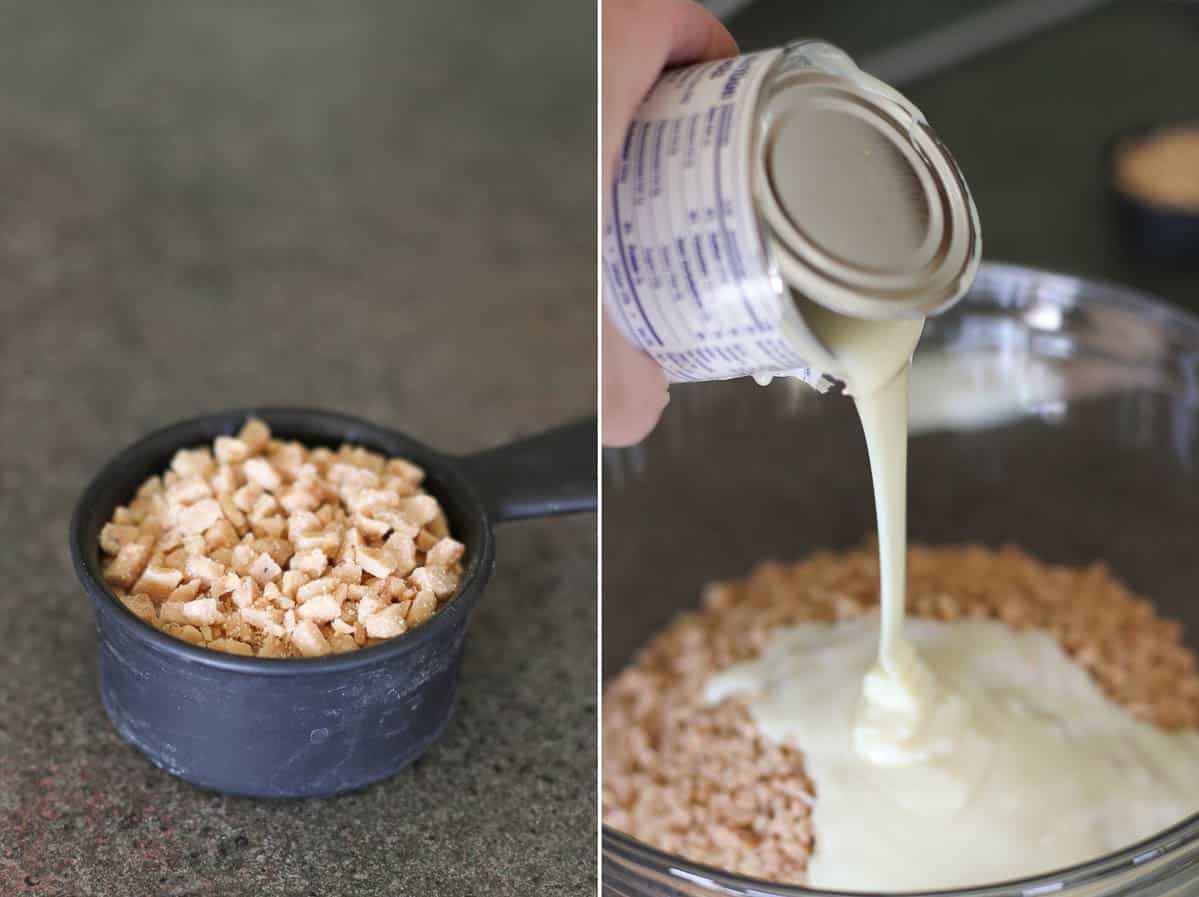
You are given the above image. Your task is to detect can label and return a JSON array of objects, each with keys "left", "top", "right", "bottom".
[{"left": 602, "top": 49, "right": 828, "bottom": 388}]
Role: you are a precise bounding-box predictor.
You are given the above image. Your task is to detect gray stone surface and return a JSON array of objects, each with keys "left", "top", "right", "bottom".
[{"left": 0, "top": 1, "right": 596, "bottom": 895}]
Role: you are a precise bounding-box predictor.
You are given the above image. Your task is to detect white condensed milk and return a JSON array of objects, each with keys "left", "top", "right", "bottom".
[
  {"left": 608, "top": 38, "right": 1199, "bottom": 892},
  {"left": 707, "top": 616, "right": 1199, "bottom": 891}
]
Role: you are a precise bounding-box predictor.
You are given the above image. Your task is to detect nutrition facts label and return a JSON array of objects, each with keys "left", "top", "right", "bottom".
[{"left": 602, "top": 49, "right": 824, "bottom": 386}]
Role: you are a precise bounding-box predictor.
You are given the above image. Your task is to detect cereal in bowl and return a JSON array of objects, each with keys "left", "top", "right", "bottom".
[{"left": 99, "top": 418, "right": 466, "bottom": 658}]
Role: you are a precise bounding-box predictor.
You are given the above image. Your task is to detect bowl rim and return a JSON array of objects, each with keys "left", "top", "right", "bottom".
[
  {"left": 69, "top": 406, "right": 496, "bottom": 677},
  {"left": 974, "top": 259, "right": 1199, "bottom": 345},
  {"left": 601, "top": 261, "right": 1199, "bottom": 895},
  {"left": 603, "top": 812, "right": 1199, "bottom": 897}
]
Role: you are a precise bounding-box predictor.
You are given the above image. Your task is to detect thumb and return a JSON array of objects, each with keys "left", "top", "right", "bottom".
[{"left": 602, "top": 315, "right": 669, "bottom": 447}]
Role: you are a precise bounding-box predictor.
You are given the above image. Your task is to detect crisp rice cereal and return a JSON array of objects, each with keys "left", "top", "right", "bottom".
[
  {"left": 602, "top": 542, "right": 1199, "bottom": 885},
  {"left": 99, "top": 418, "right": 467, "bottom": 658}
]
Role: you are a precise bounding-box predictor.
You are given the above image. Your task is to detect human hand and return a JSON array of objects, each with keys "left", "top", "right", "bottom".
[{"left": 601, "top": 0, "right": 737, "bottom": 446}]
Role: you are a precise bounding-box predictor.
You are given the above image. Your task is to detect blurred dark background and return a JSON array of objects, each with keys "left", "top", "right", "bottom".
[{"left": 715, "top": 0, "right": 1199, "bottom": 305}]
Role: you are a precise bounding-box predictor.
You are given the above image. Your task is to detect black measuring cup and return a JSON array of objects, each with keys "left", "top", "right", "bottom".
[{"left": 69, "top": 408, "right": 595, "bottom": 798}]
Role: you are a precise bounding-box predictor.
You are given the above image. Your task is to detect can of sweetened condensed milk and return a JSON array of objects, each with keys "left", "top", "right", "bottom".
[{"left": 602, "top": 40, "right": 982, "bottom": 389}]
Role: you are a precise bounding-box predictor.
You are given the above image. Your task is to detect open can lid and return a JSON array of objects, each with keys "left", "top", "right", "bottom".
[{"left": 754, "top": 42, "right": 981, "bottom": 321}]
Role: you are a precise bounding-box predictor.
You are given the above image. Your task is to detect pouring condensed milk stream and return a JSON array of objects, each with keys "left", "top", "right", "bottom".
[
  {"left": 605, "top": 40, "right": 1199, "bottom": 891},
  {"left": 748, "top": 47, "right": 946, "bottom": 765},
  {"left": 604, "top": 40, "right": 977, "bottom": 769}
]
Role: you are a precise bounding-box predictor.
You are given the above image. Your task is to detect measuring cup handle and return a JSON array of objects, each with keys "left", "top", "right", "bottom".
[{"left": 459, "top": 417, "right": 597, "bottom": 523}]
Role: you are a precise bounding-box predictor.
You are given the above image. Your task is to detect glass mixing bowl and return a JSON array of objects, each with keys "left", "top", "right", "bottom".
[{"left": 602, "top": 263, "right": 1199, "bottom": 897}]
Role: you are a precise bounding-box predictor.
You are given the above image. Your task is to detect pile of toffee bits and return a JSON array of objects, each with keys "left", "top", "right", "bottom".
[
  {"left": 99, "top": 418, "right": 465, "bottom": 658},
  {"left": 602, "top": 542, "right": 1199, "bottom": 884}
]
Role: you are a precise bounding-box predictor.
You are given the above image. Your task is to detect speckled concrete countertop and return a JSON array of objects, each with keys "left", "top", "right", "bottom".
[{"left": 0, "top": 2, "right": 595, "bottom": 894}]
